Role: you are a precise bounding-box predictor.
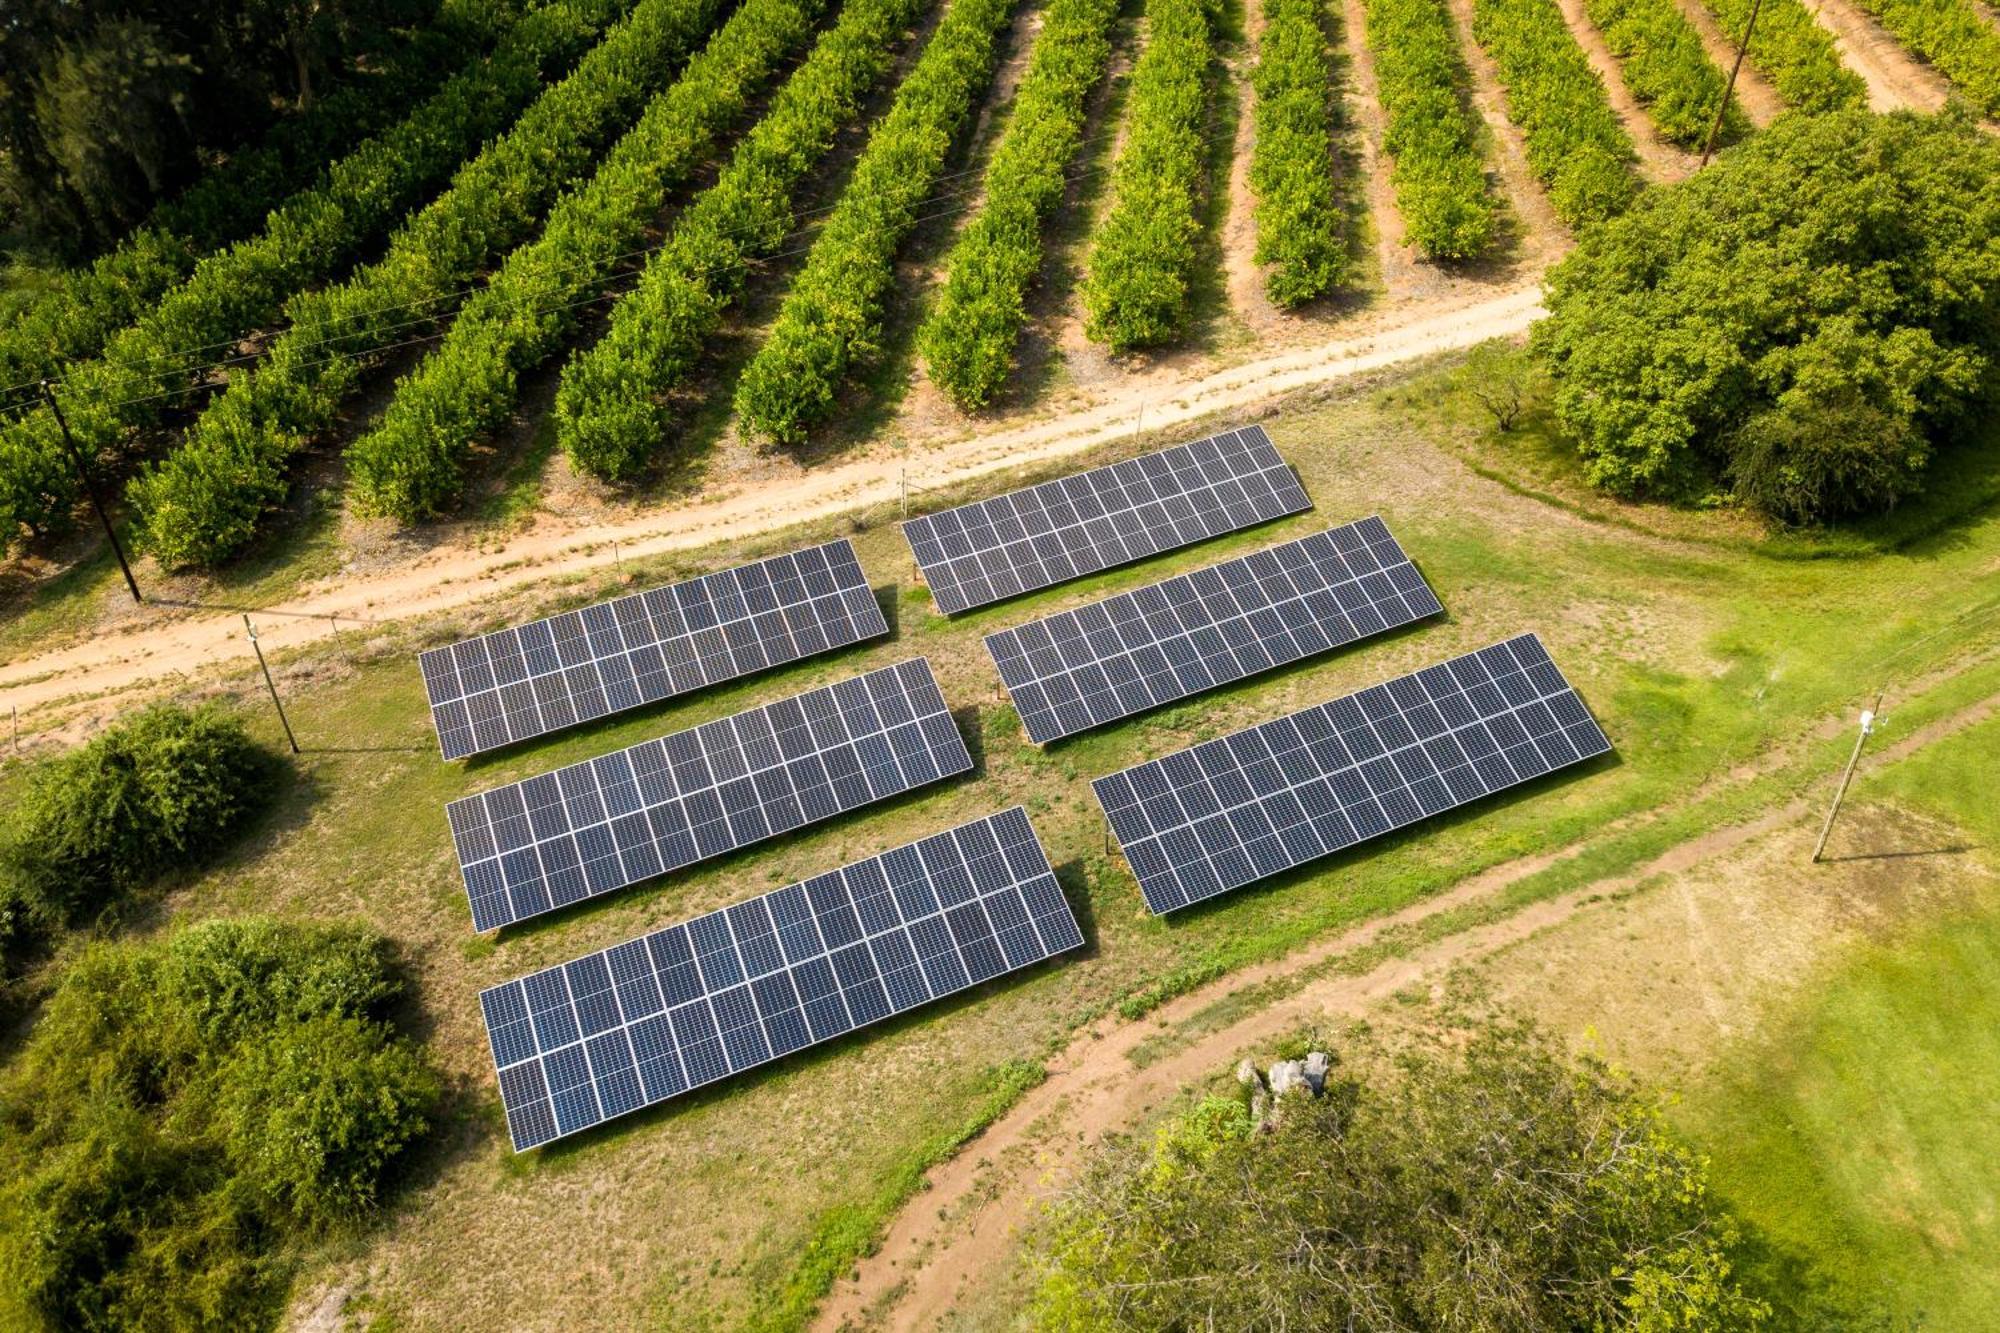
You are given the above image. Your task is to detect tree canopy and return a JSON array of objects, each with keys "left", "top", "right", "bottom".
[
  {"left": 1533, "top": 109, "right": 2000, "bottom": 524},
  {"left": 1036, "top": 1021, "right": 1766, "bottom": 1330},
  {"left": 0, "top": 0, "right": 435, "bottom": 253},
  {"left": 0, "top": 919, "right": 439, "bottom": 1330}
]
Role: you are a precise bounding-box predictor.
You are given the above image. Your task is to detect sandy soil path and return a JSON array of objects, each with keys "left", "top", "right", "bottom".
[
  {"left": 1548, "top": 0, "right": 1702, "bottom": 181},
  {"left": 1804, "top": 0, "right": 1952, "bottom": 111},
  {"left": 1, "top": 283, "right": 1544, "bottom": 723}
]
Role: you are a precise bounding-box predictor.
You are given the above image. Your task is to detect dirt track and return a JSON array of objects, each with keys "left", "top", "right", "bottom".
[{"left": 0, "top": 283, "right": 1543, "bottom": 724}]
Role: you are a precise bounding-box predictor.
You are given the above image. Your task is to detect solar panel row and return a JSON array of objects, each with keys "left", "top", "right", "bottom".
[
  {"left": 901, "top": 424, "right": 1312, "bottom": 615},
  {"left": 419, "top": 540, "right": 886, "bottom": 760},
  {"left": 986, "top": 517, "right": 1441, "bottom": 744},
  {"left": 446, "top": 660, "right": 971, "bottom": 931},
  {"left": 1093, "top": 634, "right": 1611, "bottom": 914},
  {"left": 481, "top": 807, "right": 1083, "bottom": 1150}
]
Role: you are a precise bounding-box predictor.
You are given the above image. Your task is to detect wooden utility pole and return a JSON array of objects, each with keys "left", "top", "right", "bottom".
[
  {"left": 244, "top": 615, "right": 300, "bottom": 754},
  {"left": 41, "top": 380, "right": 143, "bottom": 604},
  {"left": 1701, "top": 0, "right": 1763, "bottom": 166},
  {"left": 1811, "top": 689, "right": 1884, "bottom": 863}
]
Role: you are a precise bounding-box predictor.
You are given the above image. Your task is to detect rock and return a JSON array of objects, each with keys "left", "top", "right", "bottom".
[
  {"left": 1236, "top": 1058, "right": 1265, "bottom": 1091},
  {"left": 1303, "top": 1051, "right": 1331, "bottom": 1095},
  {"left": 1269, "top": 1059, "right": 1309, "bottom": 1098}
]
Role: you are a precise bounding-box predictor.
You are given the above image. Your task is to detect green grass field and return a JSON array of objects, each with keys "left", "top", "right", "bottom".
[
  {"left": 6, "top": 346, "right": 2000, "bottom": 1326},
  {"left": 1683, "top": 714, "right": 2000, "bottom": 1330}
]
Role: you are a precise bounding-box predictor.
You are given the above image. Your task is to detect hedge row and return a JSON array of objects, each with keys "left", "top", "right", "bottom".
[
  {"left": 918, "top": 0, "right": 1120, "bottom": 410},
  {"left": 556, "top": 0, "right": 936, "bottom": 479},
  {"left": 127, "top": 0, "right": 730, "bottom": 567},
  {"left": 1855, "top": 0, "right": 2000, "bottom": 115},
  {"left": 1471, "top": 0, "right": 1642, "bottom": 226},
  {"left": 0, "top": 0, "right": 633, "bottom": 554},
  {"left": 1080, "top": 0, "right": 1219, "bottom": 350},
  {"left": 1361, "top": 0, "right": 1499, "bottom": 260},
  {"left": 0, "top": 1, "right": 516, "bottom": 398},
  {"left": 733, "top": 0, "right": 1022, "bottom": 445},
  {"left": 1250, "top": 0, "right": 1351, "bottom": 305},
  {"left": 1699, "top": 0, "right": 1864, "bottom": 112},
  {"left": 1585, "top": 0, "right": 1745, "bottom": 148}
]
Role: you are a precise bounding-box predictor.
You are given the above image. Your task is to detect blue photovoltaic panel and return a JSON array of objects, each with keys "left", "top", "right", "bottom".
[
  {"left": 901, "top": 424, "right": 1312, "bottom": 615},
  {"left": 446, "top": 660, "right": 971, "bottom": 931},
  {"left": 419, "top": 539, "right": 886, "bottom": 759},
  {"left": 986, "top": 516, "right": 1441, "bottom": 744},
  {"left": 480, "top": 807, "right": 1085, "bottom": 1150},
  {"left": 1093, "top": 634, "right": 1611, "bottom": 914}
]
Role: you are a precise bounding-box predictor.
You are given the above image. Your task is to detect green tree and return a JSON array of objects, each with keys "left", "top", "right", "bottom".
[
  {"left": 1534, "top": 109, "right": 2000, "bottom": 521},
  {"left": 1036, "top": 1022, "right": 1766, "bottom": 1330}
]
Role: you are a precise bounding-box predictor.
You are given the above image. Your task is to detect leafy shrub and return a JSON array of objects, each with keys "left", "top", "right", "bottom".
[
  {"left": 1534, "top": 110, "right": 2000, "bottom": 520},
  {"left": 1079, "top": 0, "right": 1218, "bottom": 350},
  {"left": 1699, "top": 0, "right": 1864, "bottom": 112},
  {"left": 1854, "top": 0, "right": 2000, "bottom": 115},
  {"left": 0, "top": 704, "right": 279, "bottom": 927},
  {"left": 1359, "top": 0, "right": 1497, "bottom": 259},
  {"left": 0, "top": 1, "right": 516, "bottom": 399},
  {"left": 1471, "top": 0, "right": 1641, "bottom": 227},
  {"left": 131, "top": 0, "right": 724, "bottom": 564},
  {"left": 918, "top": 0, "right": 1120, "bottom": 409},
  {"left": 1586, "top": 0, "right": 1745, "bottom": 148},
  {"left": 733, "top": 0, "right": 1022, "bottom": 445},
  {"left": 339, "top": 0, "right": 828, "bottom": 523},
  {"left": 556, "top": 0, "right": 932, "bottom": 478},
  {"left": 1036, "top": 1021, "right": 1768, "bottom": 1328},
  {"left": 0, "top": 920, "right": 439, "bottom": 1330},
  {"left": 0, "top": 0, "right": 631, "bottom": 552},
  {"left": 1249, "top": 0, "right": 1351, "bottom": 305}
]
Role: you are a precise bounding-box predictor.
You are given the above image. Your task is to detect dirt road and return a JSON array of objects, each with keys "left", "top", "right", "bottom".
[{"left": 1, "top": 283, "right": 1543, "bottom": 723}]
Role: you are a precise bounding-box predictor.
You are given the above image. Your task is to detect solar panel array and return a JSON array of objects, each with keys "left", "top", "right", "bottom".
[
  {"left": 986, "top": 517, "right": 1442, "bottom": 744},
  {"left": 1094, "top": 634, "right": 1611, "bottom": 914},
  {"left": 446, "top": 660, "right": 972, "bottom": 931},
  {"left": 419, "top": 540, "right": 887, "bottom": 760},
  {"left": 902, "top": 424, "right": 1312, "bottom": 615},
  {"left": 480, "top": 807, "right": 1084, "bottom": 1149}
]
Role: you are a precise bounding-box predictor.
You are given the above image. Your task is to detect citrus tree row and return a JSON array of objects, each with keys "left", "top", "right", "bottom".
[
  {"left": 336, "top": 0, "right": 832, "bottom": 530},
  {"left": 1471, "top": 0, "right": 1641, "bottom": 227},
  {"left": 1856, "top": 0, "right": 2000, "bottom": 115},
  {"left": 1250, "top": 0, "right": 1351, "bottom": 305},
  {"left": 1081, "top": 0, "right": 1218, "bottom": 350},
  {"left": 0, "top": 0, "right": 633, "bottom": 554},
  {"left": 918, "top": 0, "right": 1121, "bottom": 411},
  {"left": 554, "top": 0, "right": 938, "bottom": 483},
  {"left": 1584, "top": 0, "right": 1744, "bottom": 149},
  {"left": 127, "top": 0, "right": 738, "bottom": 568},
  {"left": 0, "top": 0, "right": 513, "bottom": 398},
  {"left": 734, "top": 0, "right": 1023, "bottom": 445},
  {"left": 1698, "top": 0, "right": 1864, "bottom": 112},
  {"left": 1358, "top": 0, "right": 1497, "bottom": 261}
]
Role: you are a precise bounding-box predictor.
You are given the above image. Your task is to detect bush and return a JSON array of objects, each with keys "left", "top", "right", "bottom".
[
  {"left": 1699, "top": 0, "right": 1864, "bottom": 112},
  {"left": 1359, "top": 0, "right": 1497, "bottom": 260},
  {"left": 732, "top": 0, "right": 1021, "bottom": 445},
  {"left": 0, "top": 704, "right": 279, "bottom": 928},
  {"left": 918, "top": 0, "right": 1120, "bottom": 409},
  {"left": 132, "top": 0, "right": 723, "bottom": 563},
  {"left": 1079, "top": 0, "right": 1218, "bottom": 350},
  {"left": 0, "top": 920, "right": 439, "bottom": 1330},
  {"left": 339, "top": 0, "right": 827, "bottom": 522},
  {"left": 1534, "top": 110, "right": 2000, "bottom": 519},
  {"left": 1471, "top": 0, "right": 1641, "bottom": 227},
  {"left": 554, "top": 0, "right": 932, "bottom": 478},
  {"left": 1586, "top": 0, "right": 1746, "bottom": 149},
  {"left": 1249, "top": 0, "right": 1351, "bottom": 305},
  {"left": 1854, "top": 0, "right": 2000, "bottom": 115},
  {"left": 0, "top": 0, "right": 628, "bottom": 552},
  {"left": 1036, "top": 1021, "right": 1768, "bottom": 1328}
]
